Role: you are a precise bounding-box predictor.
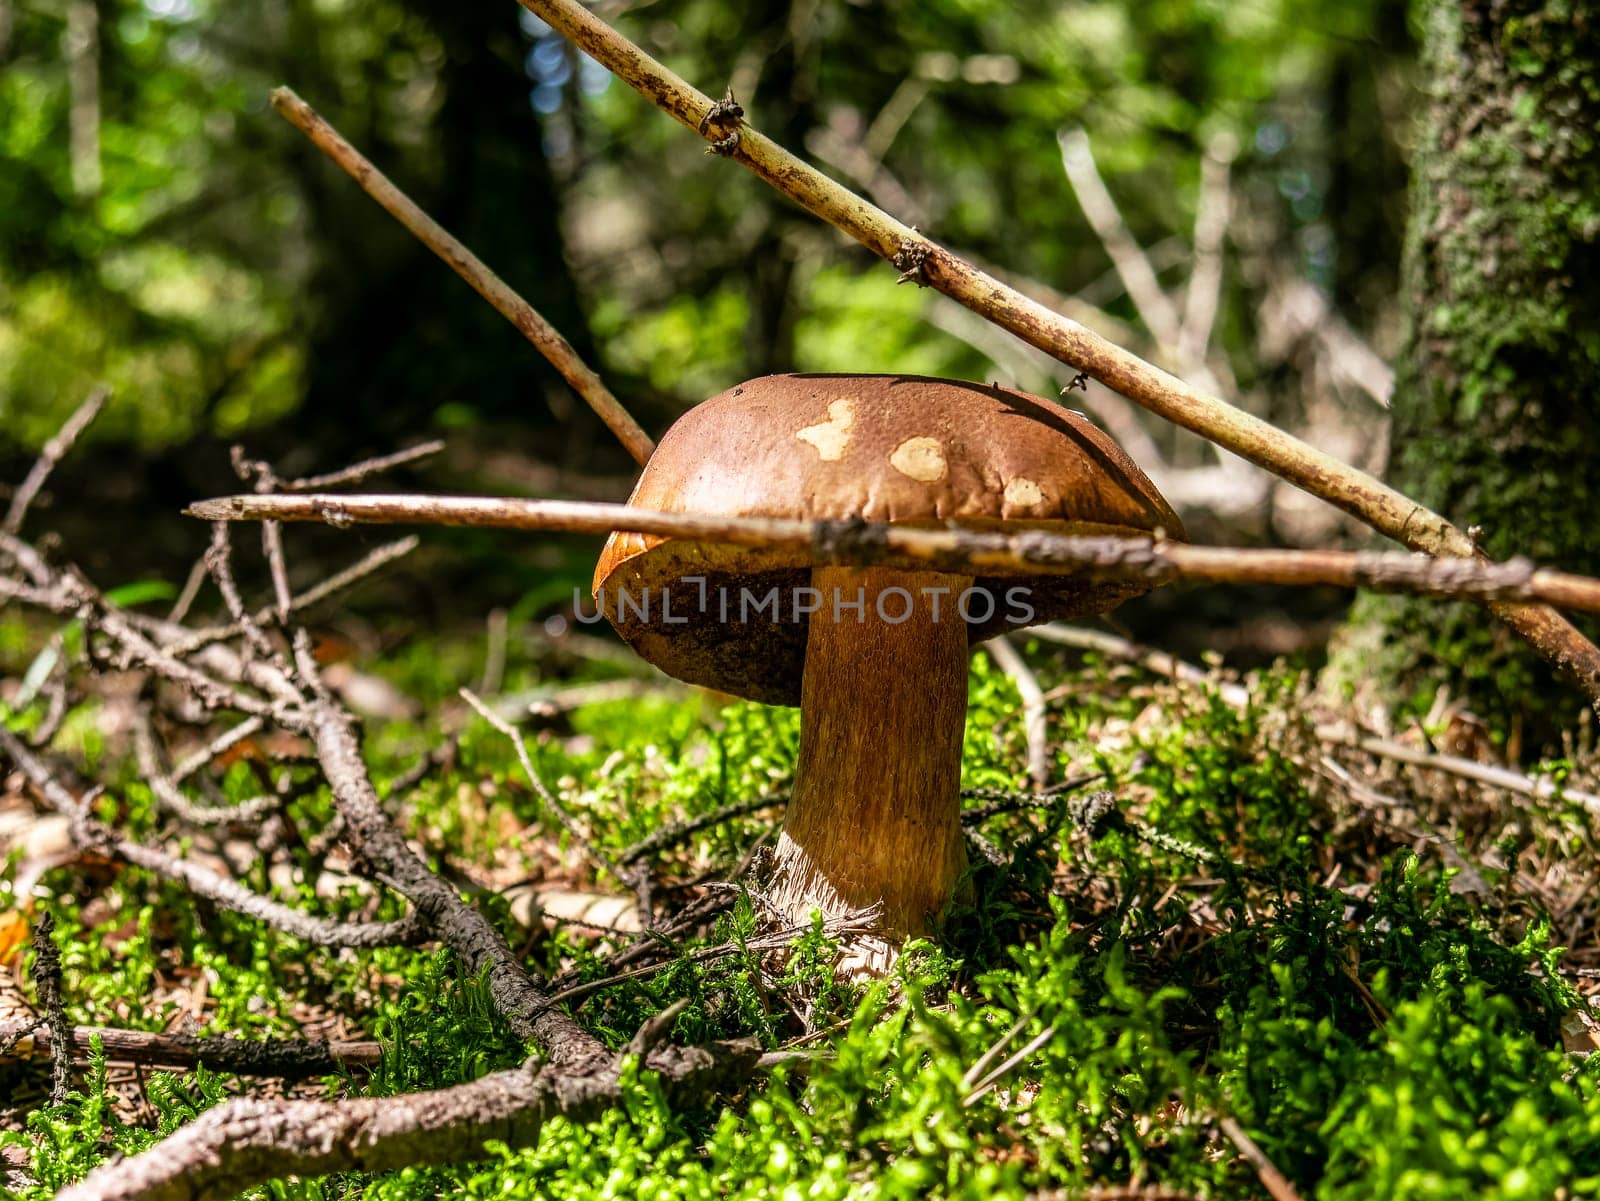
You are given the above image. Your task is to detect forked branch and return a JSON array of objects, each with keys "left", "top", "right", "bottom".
[{"left": 187, "top": 492, "right": 1600, "bottom": 617}]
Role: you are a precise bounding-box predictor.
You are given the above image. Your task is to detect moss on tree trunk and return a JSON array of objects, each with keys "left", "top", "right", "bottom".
[{"left": 1332, "top": 0, "right": 1600, "bottom": 739}]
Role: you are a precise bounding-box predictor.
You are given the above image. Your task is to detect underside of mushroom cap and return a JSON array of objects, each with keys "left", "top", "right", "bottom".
[{"left": 593, "top": 373, "right": 1184, "bottom": 705}]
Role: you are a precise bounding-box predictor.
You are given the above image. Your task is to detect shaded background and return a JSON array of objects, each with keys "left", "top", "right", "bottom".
[{"left": 0, "top": 0, "right": 1414, "bottom": 662}]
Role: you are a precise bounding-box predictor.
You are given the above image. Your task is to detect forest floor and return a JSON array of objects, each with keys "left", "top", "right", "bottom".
[{"left": 5, "top": 602, "right": 1600, "bottom": 1200}]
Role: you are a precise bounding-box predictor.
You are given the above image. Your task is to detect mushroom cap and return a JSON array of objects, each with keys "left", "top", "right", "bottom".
[{"left": 593, "top": 373, "right": 1184, "bottom": 705}]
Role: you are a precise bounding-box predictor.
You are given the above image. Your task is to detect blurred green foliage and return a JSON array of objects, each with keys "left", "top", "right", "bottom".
[{"left": 1, "top": 0, "right": 1408, "bottom": 463}]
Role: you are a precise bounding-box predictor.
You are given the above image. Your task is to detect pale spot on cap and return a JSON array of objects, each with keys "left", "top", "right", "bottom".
[
  {"left": 795, "top": 398, "right": 856, "bottom": 461},
  {"left": 1003, "top": 477, "right": 1045, "bottom": 508},
  {"left": 889, "top": 436, "right": 948, "bottom": 483}
]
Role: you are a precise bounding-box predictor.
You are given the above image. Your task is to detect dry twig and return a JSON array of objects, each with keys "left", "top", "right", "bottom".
[
  {"left": 0, "top": 727, "right": 426, "bottom": 949},
  {"left": 188, "top": 492, "right": 1600, "bottom": 618},
  {"left": 57, "top": 1036, "right": 761, "bottom": 1201},
  {"left": 270, "top": 87, "right": 654, "bottom": 466},
  {"left": 3, "top": 385, "right": 108, "bottom": 535},
  {"left": 1218, "top": 1115, "right": 1303, "bottom": 1201}
]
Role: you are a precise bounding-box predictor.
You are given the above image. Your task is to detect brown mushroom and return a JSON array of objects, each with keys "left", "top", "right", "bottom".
[{"left": 594, "top": 373, "right": 1182, "bottom": 971}]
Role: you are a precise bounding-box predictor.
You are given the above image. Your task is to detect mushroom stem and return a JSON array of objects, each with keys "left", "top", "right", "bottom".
[{"left": 768, "top": 565, "right": 973, "bottom": 973}]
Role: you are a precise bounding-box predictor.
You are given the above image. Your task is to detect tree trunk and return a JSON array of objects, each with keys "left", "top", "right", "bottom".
[{"left": 1330, "top": 0, "right": 1600, "bottom": 744}]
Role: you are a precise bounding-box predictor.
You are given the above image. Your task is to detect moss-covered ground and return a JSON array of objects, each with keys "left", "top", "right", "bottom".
[{"left": 5, "top": 619, "right": 1600, "bottom": 1199}]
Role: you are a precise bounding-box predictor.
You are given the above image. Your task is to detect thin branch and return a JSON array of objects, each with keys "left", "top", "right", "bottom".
[
  {"left": 459, "top": 688, "right": 645, "bottom": 916},
  {"left": 959, "top": 775, "right": 1108, "bottom": 822},
  {"left": 166, "top": 556, "right": 209, "bottom": 624},
  {"left": 984, "top": 634, "right": 1051, "bottom": 790},
  {"left": 541, "top": 913, "right": 880, "bottom": 1010},
  {"left": 0, "top": 1021, "right": 383, "bottom": 1078},
  {"left": 4, "top": 385, "right": 108, "bottom": 535},
  {"left": 169, "top": 717, "right": 266, "bottom": 784},
  {"left": 188, "top": 492, "right": 1600, "bottom": 617},
  {"left": 270, "top": 87, "right": 654, "bottom": 467},
  {"left": 132, "top": 710, "right": 282, "bottom": 826},
  {"left": 1317, "top": 724, "right": 1600, "bottom": 816},
  {"left": 1032, "top": 623, "right": 1600, "bottom": 812},
  {"left": 1218, "top": 1116, "right": 1303, "bottom": 1201},
  {"left": 204, "top": 523, "right": 279, "bottom": 665},
  {"left": 617, "top": 794, "right": 786, "bottom": 866},
  {"left": 284, "top": 441, "right": 446, "bottom": 493},
  {"left": 509, "top": 0, "right": 1600, "bottom": 705},
  {"left": 961, "top": 1023, "right": 1056, "bottom": 1106},
  {"left": 0, "top": 727, "right": 425, "bottom": 949},
  {"left": 1027, "top": 623, "right": 1250, "bottom": 706},
  {"left": 168, "top": 536, "right": 419, "bottom": 658},
  {"left": 958, "top": 1012, "right": 1030, "bottom": 1091},
  {"left": 303, "top": 699, "right": 604, "bottom": 1060}
]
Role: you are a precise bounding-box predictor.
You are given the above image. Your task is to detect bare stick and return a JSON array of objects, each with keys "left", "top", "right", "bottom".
[
  {"left": 204, "top": 523, "right": 279, "bottom": 665},
  {"left": 961, "top": 1023, "right": 1057, "bottom": 1106},
  {"left": 169, "top": 717, "right": 264, "bottom": 783},
  {"left": 169, "top": 536, "right": 419, "bottom": 658},
  {"left": 132, "top": 710, "right": 281, "bottom": 825},
  {"left": 1029, "top": 623, "right": 1251, "bottom": 706},
  {"left": 187, "top": 492, "right": 1600, "bottom": 618},
  {"left": 511, "top": 0, "right": 1600, "bottom": 703},
  {"left": 1317, "top": 724, "right": 1600, "bottom": 815},
  {"left": 166, "top": 556, "right": 209, "bottom": 624},
  {"left": 4, "top": 385, "right": 108, "bottom": 535},
  {"left": 0, "top": 1021, "right": 383, "bottom": 1078},
  {"left": 983, "top": 635, "right": 1051, "bottom": 790},
  {"left": 269, "top": 87, "right": 654, "bottom": 467},
  {"left": 1032, "top": 624, "right": 1600, "bottom": 813}
]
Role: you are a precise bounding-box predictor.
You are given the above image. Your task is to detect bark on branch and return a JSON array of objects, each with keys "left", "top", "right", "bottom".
[{"left": 186, "top": 492, "right": 1600, "bottom": 615}]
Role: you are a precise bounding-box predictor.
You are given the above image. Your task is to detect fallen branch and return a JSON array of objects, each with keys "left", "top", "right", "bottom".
[
  {"left": 510, "top": 0, "right": 1600, "bottom": 705},
  {"left": 187, "top": 493, "right": 1600, "bottom": 616},
  {"left": 57, "top": 1035, "right": 762, "bottom": 1201},
  {"left": 1317, "top": 724, "right": 1600, "bottom": 816},
  {"left": 0, "top": 1021, "right": 382, "bottom": 1078},
  {"left": 270, "top": 88, "right": 654, "bottom": 467}
]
